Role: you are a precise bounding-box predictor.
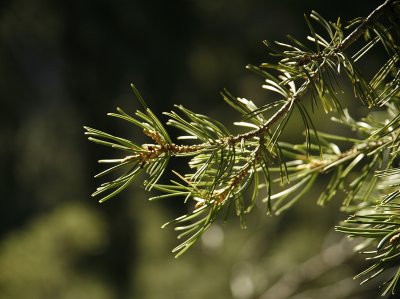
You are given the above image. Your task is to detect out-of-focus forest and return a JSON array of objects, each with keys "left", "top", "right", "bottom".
[{"left": 0, "top": 1, "right": 387, "bottom": 298}]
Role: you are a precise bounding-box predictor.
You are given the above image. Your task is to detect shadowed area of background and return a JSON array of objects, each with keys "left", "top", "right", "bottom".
[{"left": 0, "top": 1, "right": 387, "bottom": 298}]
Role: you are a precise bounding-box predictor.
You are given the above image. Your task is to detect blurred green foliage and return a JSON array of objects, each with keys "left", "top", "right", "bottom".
[
  {"left": 0, "top": 0, "right": 388, "bottom": 298},
  {"left": 0, "top": 203, "right": 111, "bottom": 299}
]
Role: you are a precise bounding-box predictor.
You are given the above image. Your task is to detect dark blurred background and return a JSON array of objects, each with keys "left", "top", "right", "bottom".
[{"left": 0, "top": 1, "right": 387, "bottom": 298}]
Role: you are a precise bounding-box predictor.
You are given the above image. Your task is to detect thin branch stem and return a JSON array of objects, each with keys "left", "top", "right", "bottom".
[
  {"left": 339, "top": 0, "right": 397, "bottom": 51},
  {"left": 166, "top": 1, "right": 395, "bottom": 153}
]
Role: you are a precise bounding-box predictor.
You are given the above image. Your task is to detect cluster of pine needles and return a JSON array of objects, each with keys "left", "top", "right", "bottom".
[{"left": 85, "top": 0, "right": 400, "bottom": 295}]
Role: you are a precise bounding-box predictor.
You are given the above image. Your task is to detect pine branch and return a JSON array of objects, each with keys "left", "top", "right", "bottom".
[{"left": 85, "top": 0, "right": 400, "bottom": 294}]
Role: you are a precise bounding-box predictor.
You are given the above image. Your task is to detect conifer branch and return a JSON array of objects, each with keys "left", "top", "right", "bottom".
[{"left": 85, "top": 0, "right": 400, "bottom": 294}]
